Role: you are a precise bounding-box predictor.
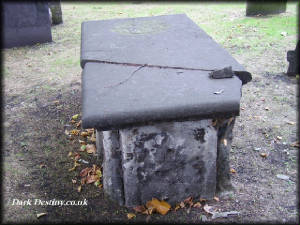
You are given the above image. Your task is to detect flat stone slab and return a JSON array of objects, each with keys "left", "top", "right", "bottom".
[
  {"left": 81, "top": 14, "right": 246, "bottom": 72},
  {"left": 82, "top": 63, "right": 242, "bottom": 130},
  {"left": 80, "top": 14, "right": 251, "bottom": 130}
]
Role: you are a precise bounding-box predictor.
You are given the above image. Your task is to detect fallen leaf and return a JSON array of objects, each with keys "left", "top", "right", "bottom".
[
  {"left": 70, "top": 120, "right": 76, "bottom": 124},
  {"left": 145, "top": 206, "right": 154, "bottom": 215},
  {"left": 72, "top": 114, "right": 79, "bottom": 120},
  {"left": 76, "top": 121, "right": 82, "bottom": 128},
  {"left": 37, "top": 213, "right": 47, "bottom": 218},
  {"left": 174, "top": 205, "right": 181, "bottom": 211},
  {"left": 86, "top": 174, "right": 99, "bottom": 184},
  {"left": 74, "top": 153, "right": 81, "bottom": 161},
  {"left": 96, "top": 169, "right": 102, "bottom": 178},
  {"left": 79, "top": 140, "right": 86, "bottom": 145},
  {"left": 179, "top": 201, "right": 185, "bottom": 208},
  {"left": 214, "top": 196, "right": 220, "bottom": 202},
  {"left": 193, "top": 202, "right": 202, "bottom": 208},
  {"left": 290, "top": 141, "right": 300, "bottom": 148},
  {"left": 146, "top": 198, "right": 171, "bottom": 215},
  {"left": 223, "top": 139, "right": 227, "bottom": 146},
  {"left": 203, "top": 204, "right": 214, "bottom": 214},
  {"left": 230, "top": 168, "right": 236, "bottom": 173},
  {"left": 77, "top": 185, "right": 82, "bottom": 192},
  {"left": 86, "top": 144, "right": 96, "bottom": 154},
  {"left": 86, "top": 128, "right": 94, "bottom": 135},
  {"left": 276, "top": 174, "right": 289, "bottom": 181},
  {"left": 253, "top": 147, "right": 261, "bottom": 151},
  {"left": 127, "top": 213, "right": 136, "bottom": 219},
  {"left": 52, "top": 100, "right": 60, "bottom": 105},
  {"left": 80, "top": 145, "right": 86, "bottom": 152},
  {"left": 68, "top": 151, "right": 73, "bottom": 157},
  {"left": 133, "top": 205, "right": 147, "bottom": 213},
  {"left": 211, "top": 211, "right": 239, "bottom": 219},
  {"left": 212, "top": 119, "right": 218, "bottom": 127},
  {"left": 94, "top": 180, "right": 101, "bottom": 187},
  {"left": 286, "top": 121, "right": 295, "bottom": 125},
  {"left": 199, "top": 198, "right": 207, "bottom": 202},
  {"left": 80, "top": 167, "right": 92, "bottom": 177},
  {"left": 183, "top": 197, "right": 193, "bottom": 206},
  {"left": 80, "top": 131, "right": 88, "bottom": 137},
  {"left": 68, "top": 166, "right": 76, "bottom": 172},
  {"left": 81, "top": 177, "right": 87, "bottom": 185},
  {"left": 88, "top": 133, "right": 96, "bottom": 142},
  {"left": 260, "top": 153, "right": 267, "bottom": 158},
  {"left": 280, "top": 31, "right": 287, "bottom": 37},
  {"left": 214, "top": 89, "right": 224, "bottom": 95},
  {"left": 70, "top": 129, "right": 80, "bottom": 136},
  {"left": 78, "top": 159, "right": 89, "bottom": 164}
]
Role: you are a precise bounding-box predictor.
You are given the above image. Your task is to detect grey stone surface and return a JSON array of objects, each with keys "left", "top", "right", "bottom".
[
  {"left": 102, "top": 130, "right": 124, "bottom": 205},
  {"left": 82, "top": 63, "right": 242, "bottom": 130},
  {"left": 287, "top": 40, "right": 299, "bottom": 76},
  {"left": 80, "top": 14, "right": 252, "bottom": 130},
  {"left": 49, "top": 1, "right": 63, "bottom": 25},
  {"left": 246, "top": 1, "right": 287, "bottom": 16},
  {"left": 2, "top": 2, "right": 52, "bottom": 48},
  {"left": 80, "top": 14, "right": 247, "bottom": 73},
  {"left": 215, "top": 117, "right": 236, "bottom": 196},
  {"left": 96, "top": 119, "right": 232, "bottom": 207}
]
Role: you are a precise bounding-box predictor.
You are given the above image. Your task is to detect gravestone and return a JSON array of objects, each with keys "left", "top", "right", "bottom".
[
  {"left": 80, "top": 14, "right": 252, "bottom": 207},
  {"left": 49, "top": 0, "right": 63, "bottom": 25},
  {"left": 246, "top": 0, "right": 287, "bottom": 16},
  {"left": 2, "top": 1, "right": 52, "bottom": 48},
  {"left": 286, "top": 41, "right": 299, "bottom": 76}
]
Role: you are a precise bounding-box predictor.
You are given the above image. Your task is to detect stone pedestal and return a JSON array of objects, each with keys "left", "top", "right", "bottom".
[{"left": 96, "top": 117, "right": 235, "bottom": 207}]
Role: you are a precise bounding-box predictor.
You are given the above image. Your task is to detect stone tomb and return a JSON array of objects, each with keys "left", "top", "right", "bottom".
[{"left": 80, "top": 14, "right": 252, "bottom": 207}]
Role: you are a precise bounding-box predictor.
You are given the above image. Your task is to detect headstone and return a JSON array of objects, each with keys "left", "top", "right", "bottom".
[
  {"left": 2, "top": 1, "right": 52, "bottom": 48},
  {"left": 286, "top": 40, "right": 299, "bottom": 76},
  {"left": 81, "top": 14, "right": 252, "bottom": 207},
  {"left": 49, "top": 1, "right": 63, "bottom": 25},
  {"left": 246, "top": 0, "right": 287, "bottom": 16}
]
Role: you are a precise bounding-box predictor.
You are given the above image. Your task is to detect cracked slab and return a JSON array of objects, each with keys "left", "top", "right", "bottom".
[
  {"left": 80, "top": 14, "right": 246, "bottom": 72},
  {"left": 80, "top": 14, "right": 250, "bottom": 130},
  {"left": 82, "top": 63, "right": 242, "bottom": 130}
]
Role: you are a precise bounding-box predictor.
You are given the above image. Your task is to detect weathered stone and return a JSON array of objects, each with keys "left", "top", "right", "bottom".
[
  {"left": 82, "top": 14, "right": 251, "bottom": 207},
  {"left": 286, "top": 41, "right": 299, "bottom": 76},
  {"left": 49, "top": 1, "right": 63, "bottom": 25},
  {"left": 246, "top": 0, "right": 287, "bottom": 16},
  {"left": 102, "top": 131, "right": 124, "bottom": 205},
  {"left": 215, "top": 117, "right": 236, "bottom": 197},
  {"left": 2, "top": 2, "right": 52, "bottom": 48},
  {"left": 97, "top": 119, "right": 227, "bottom": 206}
]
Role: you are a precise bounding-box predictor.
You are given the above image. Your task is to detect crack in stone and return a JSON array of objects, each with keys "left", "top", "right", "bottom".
[
  {"left": 85, "top": 60, "right": 252, "bottom": 86},
  {"left": 84, "top": 59, "right": 216, "bottom": 72},
  {"left": 104, "top": 64, "right": 147, "bottom": 88}
]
